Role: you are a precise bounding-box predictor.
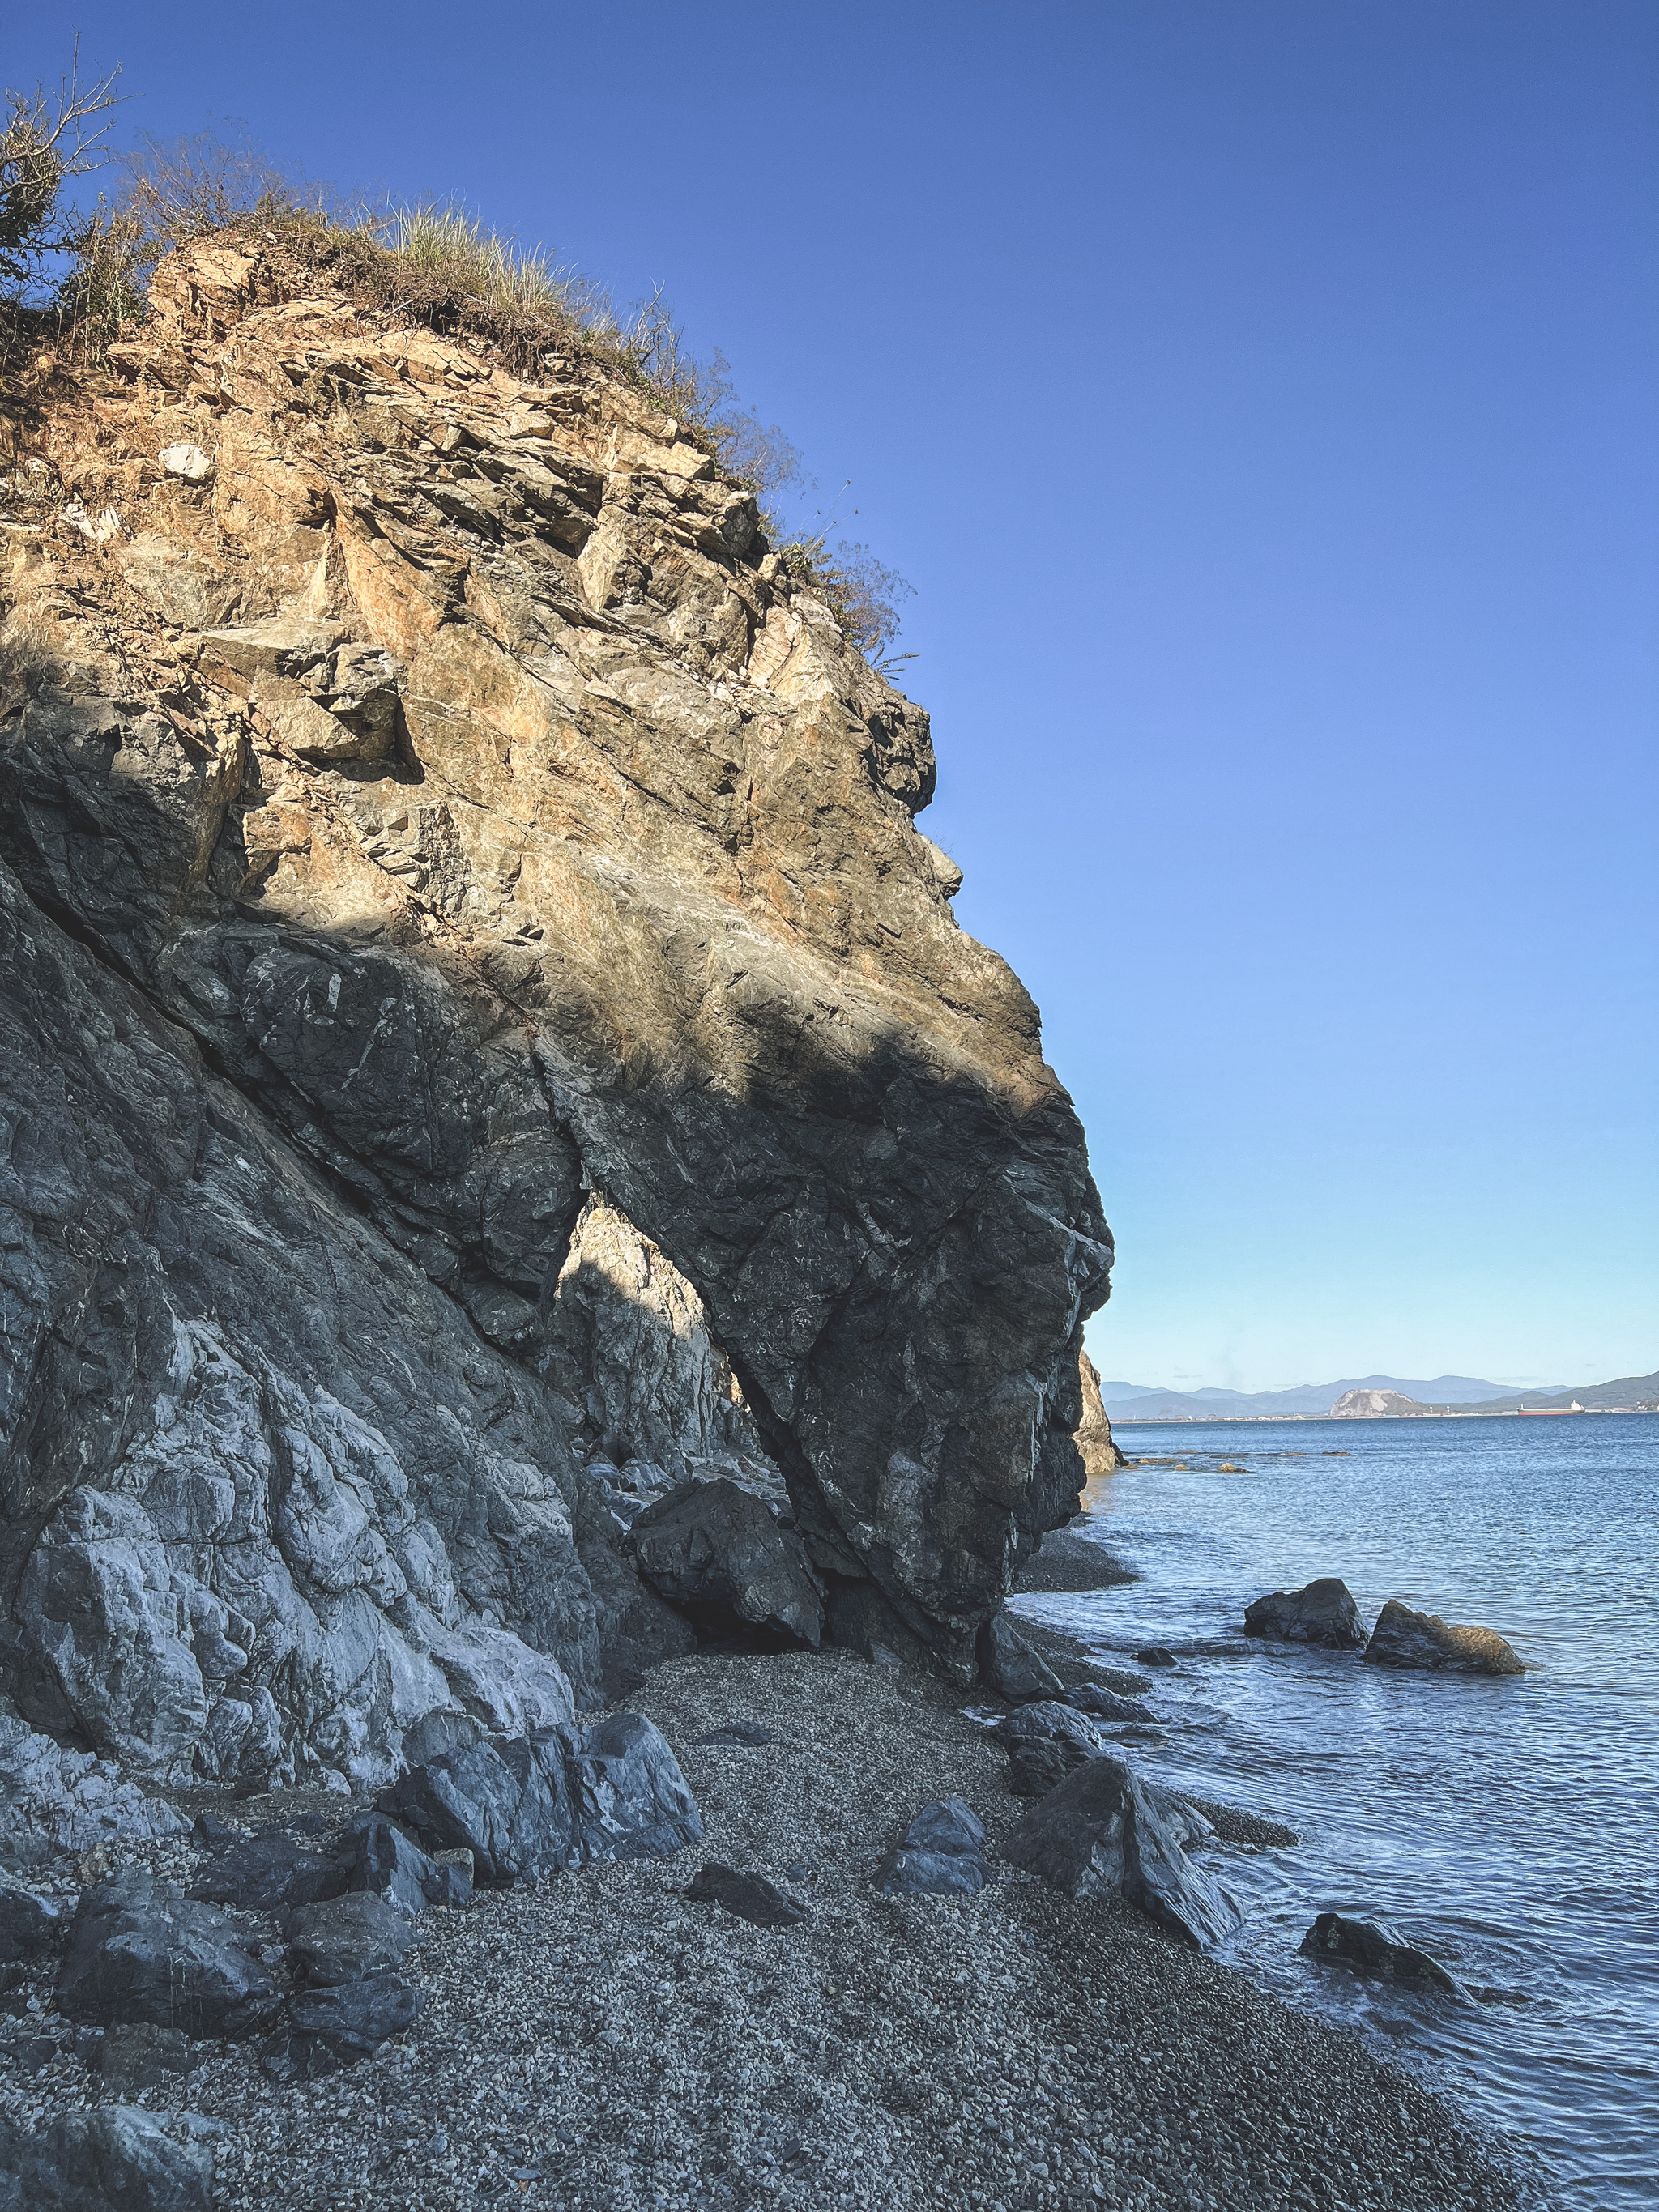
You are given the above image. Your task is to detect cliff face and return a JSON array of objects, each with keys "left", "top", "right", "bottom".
[{"left": 0, "top": 235, "right": 1111, "bottom": 1796}]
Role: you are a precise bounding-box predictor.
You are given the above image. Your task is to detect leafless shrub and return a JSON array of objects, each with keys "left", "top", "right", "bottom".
[{"left": 0, "top": 40, "right": 124, "bottom": 299}]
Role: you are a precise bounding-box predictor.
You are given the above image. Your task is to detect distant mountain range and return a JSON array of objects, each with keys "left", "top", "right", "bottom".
[{"left": 1093, "top": 1370, "right": 1659, "bottom": 1421}]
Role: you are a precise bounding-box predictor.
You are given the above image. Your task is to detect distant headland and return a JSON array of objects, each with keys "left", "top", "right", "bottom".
[{"left": 1102, "top": 1369, "right": 1659, "bottom": 1422}]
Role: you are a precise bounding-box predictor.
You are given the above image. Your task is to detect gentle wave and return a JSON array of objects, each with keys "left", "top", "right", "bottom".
[{"left": 1013, "top": 1413, "right": 1659, "bottom": 2209}]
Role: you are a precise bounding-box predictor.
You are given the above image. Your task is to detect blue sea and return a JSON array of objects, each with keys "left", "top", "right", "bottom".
[{"left": 1012, "top": 1413, "right": 1659, "bottom": 2210}]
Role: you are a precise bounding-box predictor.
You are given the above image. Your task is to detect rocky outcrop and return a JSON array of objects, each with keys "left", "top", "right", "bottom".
[
  {"left": 1331, "top": 1390, "right": 1426, "bottom": 1417},
  {"left": 1076, "top": 1350, "right": 1125, "bottom": 1475},
  {"left": 1243, "top": 1578, "right": 1368, "bottom": 1648},
  {"left": 1362, "top": 1602, "right": 1525, "bottom": 1676},
  {"left": 0, "top": 232, "right": 1109, "bottom": 1792}
]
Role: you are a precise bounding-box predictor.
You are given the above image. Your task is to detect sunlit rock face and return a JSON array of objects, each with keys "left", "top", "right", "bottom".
[{"left": 0, "top": 231, "right": 1111, "bottom": 1788}]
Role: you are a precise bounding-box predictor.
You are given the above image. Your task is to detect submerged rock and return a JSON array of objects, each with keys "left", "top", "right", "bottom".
[
  {"left": 1243, "top": 1578, "right": 1369, "bottom": 1649},
  {"left": 1299, "top": 1912, "right": 1462, "bottom": 1996},
  {"left": 1004, "top": 1755, "right": 1239, "bottom": 1950},
  {"left": 0, "top": 2101, "right": 213, "bottom": 2210},
  {"left": 1363, "top": 1601, "right": 1525, "bottom": 1675}
]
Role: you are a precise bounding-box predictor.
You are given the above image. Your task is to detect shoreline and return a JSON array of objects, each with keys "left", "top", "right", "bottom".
[{"left": 0, "top": 1648, "right": 1533, "bottom": 2211}]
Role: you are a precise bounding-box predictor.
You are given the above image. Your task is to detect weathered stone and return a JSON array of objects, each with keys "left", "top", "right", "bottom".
[
  {"left": 900, "top": 1798, "right": 984, "bottom": 1857},
  {"left": 286, "top": 1891, "right": 412, "bottom": 1985},
  {"left": 339, "top": 1816, "right": 452, "bottom": 1916},
  {"left": 0, "top": 2101, "right": 213, "bottom": 2210},
  {"left": 685, "top": 1863, "right": 807, "bottom": 1928},
  {"left": 188, "top": 1830, "right": 345, "bottom": 1914},
  {"left": 159, "top": 442, "right": 214, "bottom": 484},
  {"left": 378, "top": 1713, "right": 701, "bottom": 1885},
  {"left": 872, "top": 1848, "right": 985, "bottom": 1896},
  {"left": 273, "top": 1972, "right": 425, "bottom": 2071},
  {"left": 0, "top": 1866, "right": 66, "bottom": 1959},
  {"left": 1299, "top": 1912, "right": 1462, "bottom": 1996},
  {"left": 979, "top": 1611, "right": 1066, "bottom": 1703},
  {"left": 1243, "top": 1578, "right": 1368, "bottom": 1649},
  {"left": 873, "top": 1797, "right": 988, "bottom": 1894},
  {"left": 629, "top": 1478, "right": 824, "bottom": 1646},
  {"left": 56, "top": 1869, "right": 280, "bottom": 2037},
  {"left": 1363, "top": 1601, "right": 1525, "bottom": 1675},
  {"left": 1075, "top": 1349, "right": 1125, "bottom": 1477},
  {"left": 1004, "top": 1755, "right": 1239, "bottom": 1950},
  {"left": 996, "top": 1700, "right": 1114, "bottom": 1757}
]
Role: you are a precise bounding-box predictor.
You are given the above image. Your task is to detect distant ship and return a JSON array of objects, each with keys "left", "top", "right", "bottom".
[{"left": 1518, "top": 1401, "right": 1585, "bottom": 1415}]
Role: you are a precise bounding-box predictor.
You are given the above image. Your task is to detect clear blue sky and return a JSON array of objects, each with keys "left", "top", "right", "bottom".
[{"left": 20, "top": 1, "right": 1657, "bottom": 1391}]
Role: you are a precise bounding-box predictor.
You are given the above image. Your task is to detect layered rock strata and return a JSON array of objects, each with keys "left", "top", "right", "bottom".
[{"left": 0, "top": 232, "right": 1110, "bottom": 1802}]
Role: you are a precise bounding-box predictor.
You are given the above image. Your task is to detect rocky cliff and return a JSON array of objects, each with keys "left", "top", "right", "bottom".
[{"left": 0, "top": 233, "right": 1111, "bottom": 1809}]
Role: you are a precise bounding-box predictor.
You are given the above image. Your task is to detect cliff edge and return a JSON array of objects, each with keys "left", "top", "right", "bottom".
[{"left": 0, "top": 233, "right": 1111, "bottom": 1801}]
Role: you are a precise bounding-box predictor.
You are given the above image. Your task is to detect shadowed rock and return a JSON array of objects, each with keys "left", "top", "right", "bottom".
[
  {"left": 1363, "top": 1601, "right": 1525, "bottom": 1675},
  {"left": 686, "top": 1863, "right": 808, "bottom": 1927},
  {"left": 378, "top": 1713, "right": 701, "bottom": 1885},
  {"left": 0, "top": 2102, "right": 213, "bottom": 2211},
  {"left": 56, "top": 1870, "right": 280, "bottom": 2038},
  {"left": 1243, "top": 1578, "right": 1368, "bottom": 1649},
  {"left": 979, "top": 1611, "right": 1067, "bottom": 1702},
  {"left": 287, "top": 1892, "right": 414, "bottom": 1987},
  {"left": 629, "top": 1478, "right": 825, "bottom": 1646}
]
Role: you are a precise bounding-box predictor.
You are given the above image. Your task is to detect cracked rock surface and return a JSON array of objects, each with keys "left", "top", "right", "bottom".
[{"left": 0, "top": 228, "right": 1110, "bottom": 1801}]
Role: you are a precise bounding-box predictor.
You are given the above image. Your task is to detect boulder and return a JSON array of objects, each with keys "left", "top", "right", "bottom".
[
  {"left": 339, "top": 1816, "right": 467, "bottom": 1915},
  {"left": 996, "top": 1700, "right": 1114, "bottom": 1757},
  {"left": 268, "top": 1973, "right": 425, "bottom": 2074},
  {"left": 628, "top": 1478, "right": 825, "bottom": 1647},
  {"left": 0, "top": 2102, "right": 213, "bottom": 2211},
  {"left": 286, "top": 1892, "right": 412, "bottom": 1987},
  {"left": 188, "top": 1830, "right": 346, "bottom": 1914},
  {"left": 1362, "top": 1601, "right": 1525, "bottom": 1675},
  {"left": 54, "top": 1869, "right": 280, "bottom": 2038},
  {"left": 979, "top": 1611, "right": 1066, "bottom": 1703},
  {"left": 377, "top": 1713, "right": 701, "bottom": 1885},
  {"left": 873, "top": 1848, "right": 985, "bottom": 1896},
  {"left": 1136, "top": 1647, "right": 1178, "bottom": 1668},
  {"left": 685, "top": 1864, "right": 808, "bottom": 1928},
  {"left": 1004, "top": 1756, "right": 1239, "bottom": 1950},
  {"left": 1243, "top": 1578, "right": 1368, "bottom": 1649},
  {"left": 1299, "top": 1912, "right": 1462, "bottom": 1996},
  {"left": 873, "top": 1798, "right": 989, "bottom": 1895},
  {"left": 0, "top": 1867, "right": 66, "bottom": 1961}
]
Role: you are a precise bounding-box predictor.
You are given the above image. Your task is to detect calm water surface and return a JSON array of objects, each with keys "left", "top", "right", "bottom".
[{"left": 1012, "top": 1414, "right": 1658, "bottom": 2210}]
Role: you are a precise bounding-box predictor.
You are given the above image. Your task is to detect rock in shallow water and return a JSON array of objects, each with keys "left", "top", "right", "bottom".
[
  {"left": 0, "top": 2101, "right": 213, "bottom": 2210},
  {"left": 1243, "top": 1578, "right": 1368, "bottom": 1649},
  {"left": 1004, "top": 1755, "right": 1239, "bottom": 1950},
  {"left": 1363, "top": 1600, "right": 1525, "bottom": 1675},
  {"left": 1299, "top": 1912, "right": 1462, "bottom": 1996}
]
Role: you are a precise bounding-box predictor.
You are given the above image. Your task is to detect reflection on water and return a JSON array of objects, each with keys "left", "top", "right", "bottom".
[{"left": 1013, "top": 1414, "right": 1659, "bottom": 2210}]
